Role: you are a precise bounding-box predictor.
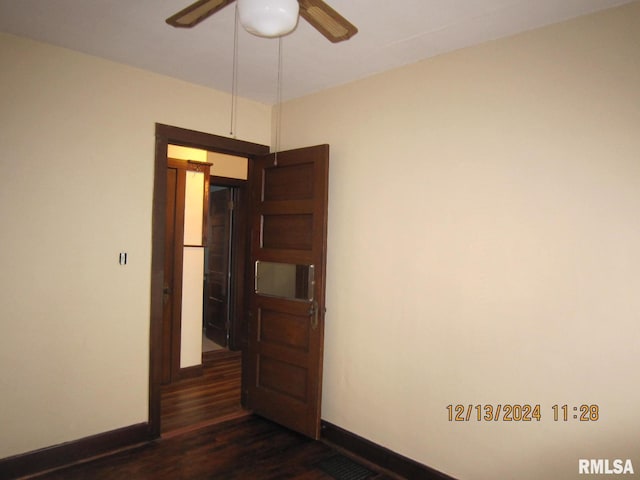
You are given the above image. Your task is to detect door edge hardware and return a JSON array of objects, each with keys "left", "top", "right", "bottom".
[
  {"left": 162, "top": 285, "right": 172, "bottom": 305},
  {"left": 309, "top": 300, "right": 319, "bottom": 330}
]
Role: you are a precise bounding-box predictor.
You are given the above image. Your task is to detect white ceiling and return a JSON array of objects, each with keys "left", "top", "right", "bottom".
[{"left": 0, "top": 0, "right": 633, "bottom": 104}]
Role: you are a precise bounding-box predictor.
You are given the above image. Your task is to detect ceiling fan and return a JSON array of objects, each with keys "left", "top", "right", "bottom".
[{"left": 166, "top": 0, "right": 358, "bottom": 43}]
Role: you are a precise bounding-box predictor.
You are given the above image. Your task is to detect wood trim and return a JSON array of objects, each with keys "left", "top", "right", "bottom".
[
  {"left": 151, "top": 124, "right": 269, "bottom": 437},
  {"left": 229, "top": 184, "right": 248, "bottom": 351},
  {"left": 0, "top": 423, "right": 149, "bottom": 479},
  {"left": 202, "top": 169, "right": 210, "bottom": 248},
  {"left": 187, "top": 159, "right": 214, "bottom": 168},
  {"left": 320, "top": 421, "right": 458, "bottom": 480},
  {"left": 150, "top": 134, "right": 168, "bottom": 438},
  {"left": 210, "top": 175, "right": 246, "bottom": 188},
  {"left": 170, "top": 167, "right": 186, "bottom": 382},
  {"left": 157, "top": 124, "right": 269, "bottom": 157}
]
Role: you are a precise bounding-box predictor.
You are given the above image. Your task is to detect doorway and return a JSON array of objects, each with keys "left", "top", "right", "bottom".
[
  {"left": 150, "top": 124, "right": 270, "bottom": 437},
  {"left": 163, "top": 158, "right": 248, "bottom": 384},
  {"left": 151, "top": 125, "right": 330, "bottom": 441}
]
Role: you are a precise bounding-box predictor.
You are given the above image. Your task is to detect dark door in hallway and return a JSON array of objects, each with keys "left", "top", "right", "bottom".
[
  {"left": 245, "top": 145, "right": 329, "bottom": 439},
  {"left": 204, "top": 186, "right": 233, "bottom": 347}
]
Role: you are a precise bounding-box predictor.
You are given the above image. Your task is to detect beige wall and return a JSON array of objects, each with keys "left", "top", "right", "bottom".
[
  {"left": 167, "top": 146, "right": 248, "bottom": 179},
  {"left": 181, "top": 171, "right": 206, "bottom": 368},
  {"left": 167, "top": 144, "right": 208, "bottom": 163},
  {"left": 0, "top": 33, "right": 270, "bottom": 458},
  {"left": 208, "top": 151, "right": 248, "bottom": 180},
  {"left": 278, "top": 3, "right": 640, "bottom": 480}
]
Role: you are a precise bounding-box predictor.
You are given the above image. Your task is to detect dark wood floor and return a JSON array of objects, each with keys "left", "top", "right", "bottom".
[
  {"left": 161, "top": 349, "right": 248, "bottom": 435},
  {"left": 34, "top": 415, "right": 396, "bottom": 479},
  {"left": 30, "top": 349, "right": 397, "bottom": 479}
]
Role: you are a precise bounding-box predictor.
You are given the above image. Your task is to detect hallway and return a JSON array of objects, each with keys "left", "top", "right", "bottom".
[{"left": 161, "top": 348, "right": 247, "bottom": 435}]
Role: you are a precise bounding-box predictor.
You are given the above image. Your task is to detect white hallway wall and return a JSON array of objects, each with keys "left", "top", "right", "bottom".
[
  {"left": 0, "top": 32, "right": 270, "bottom": 459},
  {"left": 278, "top": 3, "right": 640, "bottom": 480}
]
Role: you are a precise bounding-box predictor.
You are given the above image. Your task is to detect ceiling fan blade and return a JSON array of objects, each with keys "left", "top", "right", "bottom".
[
  {"left": 166, "top": 0, "right": 236, "bottom": 28},
  {"left": 298, "top": 0, "right": 358, "bottom": 43}
]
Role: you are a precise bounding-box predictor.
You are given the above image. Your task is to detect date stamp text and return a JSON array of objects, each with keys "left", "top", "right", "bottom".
[{"left": 446, "top": 404, "right": 600, "bottom": 422}]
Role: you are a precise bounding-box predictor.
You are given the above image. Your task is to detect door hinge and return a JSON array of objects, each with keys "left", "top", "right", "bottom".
[{"left": 228, "top": 200, "right": 234, "bottom": 211}]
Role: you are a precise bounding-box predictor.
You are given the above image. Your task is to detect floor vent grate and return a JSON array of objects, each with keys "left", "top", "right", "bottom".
[{"left": 316, "top": 454, "right": 375, "bottom": 480}]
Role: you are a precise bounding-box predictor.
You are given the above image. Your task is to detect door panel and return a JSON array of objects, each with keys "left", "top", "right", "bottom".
[
  {"left": 262, "top": 214, "right": 313, "bottom": 250},
  {"left": 263, "top": 162, "right": 314, "bottom": 200},
  {"left": 245, "top": 145, "right": 329, "bottom": 439}
]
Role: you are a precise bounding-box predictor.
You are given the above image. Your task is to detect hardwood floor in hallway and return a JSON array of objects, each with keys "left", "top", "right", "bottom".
[{"left": 161, "top": 349, "right": 248, "bottom": 435}]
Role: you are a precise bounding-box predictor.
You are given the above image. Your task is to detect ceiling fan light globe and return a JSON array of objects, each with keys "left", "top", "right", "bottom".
[{"left": 238, "top": 0, "right": 300, "bottom": 38}]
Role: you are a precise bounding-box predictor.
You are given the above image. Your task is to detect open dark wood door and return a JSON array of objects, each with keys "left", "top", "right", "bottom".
[{"left": 244, "top": 145, "right": 329, "bottom": 439}]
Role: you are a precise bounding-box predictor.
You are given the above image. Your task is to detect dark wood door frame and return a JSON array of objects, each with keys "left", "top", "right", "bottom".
[{"left": 150, "top": 123, "right": 269, "bottom": 437}]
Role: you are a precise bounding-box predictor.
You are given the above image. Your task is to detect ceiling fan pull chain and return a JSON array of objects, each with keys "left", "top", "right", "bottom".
[
  {"left": 274, "top": 36, "right": 283, "bottom": 167},
  {"left": 230, "top": 3, "right": 240, "bottom": 137}
]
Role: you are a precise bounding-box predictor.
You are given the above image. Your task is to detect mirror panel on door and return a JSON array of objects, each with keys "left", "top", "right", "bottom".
[{"left": 255, "top": 261, "right": 315, "bottom": 301}]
